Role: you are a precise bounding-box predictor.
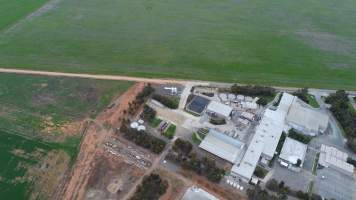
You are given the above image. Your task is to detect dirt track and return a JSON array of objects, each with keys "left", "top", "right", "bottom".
[
  {"left": 54, "top": 83, "right": 145, "bottom": 200},
  {"left": 0, "top": 68, "right": 188, "bottom": 84}
]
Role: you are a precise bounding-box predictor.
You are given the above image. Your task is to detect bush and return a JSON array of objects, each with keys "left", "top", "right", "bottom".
[
  {"left": 209, "top": 117, "right": 226, "bottom": 125},
  {"left": 169, "top": 139, "right": 225, "bottom": 183},
  {"left": 164, "top": 124, "right": 176, "bottom": 139},
  {"left": 172, "top": 138, "right": 192, "bottom": 156},
  {"left": 266, "top": 179, "right": 279, "bottom": 192},
  {"left": 120, "top": 123, "right": 166, "bottom": 154},
  {"left": 276, "top": 132, "right": 287, "bottom": 155},
  {"left": 141, "top": 105, "right": 156, "bottom": 122},
  {"left": 325, "top": 90, "right": 356, "bottom": 152},
  {"left": 257, "top": 97, "right": 268, "bottom": 106},
  {"left": 288, "top": 129, "right": 313, "bottom": 144},
  {"left": 253, "top": 166, "right": 268, "bottom": 178},
  {"left": 231, "top": 84, "right": 275, "bottom": 97},
  {"left": 293, "top": 88, "right": 309, "bottom": 104},
  {"left": 130, "top": 173, "right": 168, "bottom": 200},
  {"left": 273, "top": 93, "right": 282, "bottom": 107},
  {"left": 347, "top": 157, "right": 356, "bottom": 167},
  {"left": 152, "top": 94, "right": 179, "bottom": 109}
]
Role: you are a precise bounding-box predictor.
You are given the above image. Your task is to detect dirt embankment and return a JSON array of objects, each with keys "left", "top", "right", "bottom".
[{"left": 53, "top": 83, "right": 145, "bottom": 200}]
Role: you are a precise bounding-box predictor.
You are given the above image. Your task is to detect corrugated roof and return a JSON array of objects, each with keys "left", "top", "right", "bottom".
[
  {"left": 279, "top": 137, "right": 307, "bottom": 164},
  {"left": 319, "top": 144, "right": 354, "bottom": 174},
  {"left": 206, "top": 101, "right": 233, "bottom": 117},
  {"left": 199, "top": 129, "right": 245, "bottom": 163},
  {"left": 286, "top": 99, "right": 329, "bottom": 134}
]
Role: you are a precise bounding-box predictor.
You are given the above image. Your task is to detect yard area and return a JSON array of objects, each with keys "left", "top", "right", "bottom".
[{"left": 0, "top": 0, "right": 355, "bottom": 89}]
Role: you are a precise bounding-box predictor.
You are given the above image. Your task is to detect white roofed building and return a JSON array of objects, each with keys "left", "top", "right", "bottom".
[
  {"left": 182, "top": 186, "right": 219, "bottom": 200},
  {"left": 286, "top": 99, "right": 329, "bottom": 136},
  {"left": 199, "top": 129, "right": 245, "bottom": 164},
  {"left": 319, "top": 144, "right": 354, "bottom": 176},
  {"left": 279, "top": 137, "right": 307, "bottom": 172},
  {"left": 206, "top": 101, "right": 233, "bottom": 119}
]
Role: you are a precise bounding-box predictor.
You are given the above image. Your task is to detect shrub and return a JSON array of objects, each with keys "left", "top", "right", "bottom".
[
  {"left": 257, "top": 97, "right": 268, "bottom": 106},
  {"left": 325, "top": 90, "right": 356, "bottom": 153},
  {"left": 141, "top": 105, "right": 156, "bottom": 122},
  {"left": 152, "top": 94, "right": 179, "bottom": 109},
  {"left": 293, "top": 88, "right": 309, "bottom": 103},
  {"left": 288, "top": 129, "right": 313, "bottom": 144},
  {"left": 253, "top": 166, "right": 268, "bottom": 178},
  {"left": 120, "top": 123, "right": 166, "bottom": 154},
  {"left": 209, "top": 117, "right": 226, "bottom": 125},
  {"left": 130, "top": 174, "right": 168, "bottom": 200},
  {"left": 231, "top": 84, "right": 275, "bottom": 97}
]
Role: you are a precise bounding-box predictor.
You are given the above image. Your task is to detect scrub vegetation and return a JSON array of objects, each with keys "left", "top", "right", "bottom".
[
  {"left": 0, "top": 0, "right": 355, "bottom": 89},
  {"left": 0, "top": 73, "right": 132, "bottom": 199}
]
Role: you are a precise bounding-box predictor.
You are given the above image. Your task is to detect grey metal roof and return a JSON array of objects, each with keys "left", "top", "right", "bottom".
[
  {"left": 279, "top": 137, "right": 307, "bottom": 165},
  {"left": 199, "top": 129, "right": 245, "bottom": 163}
]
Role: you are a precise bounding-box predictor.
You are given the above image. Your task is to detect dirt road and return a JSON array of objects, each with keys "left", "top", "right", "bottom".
[
  {"left": 1, "top": 68, "right": 356, "bottom": 95},
  {"left": 0, "top": 68, "right": 188, "bottom": 84},
  {"left": 54, "top": 83, "right": 145, "bottom": 200}
]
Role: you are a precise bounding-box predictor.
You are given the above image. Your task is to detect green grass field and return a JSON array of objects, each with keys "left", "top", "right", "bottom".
[
  {"left": 0, "top": 0, "right": 356, "bottom": 89},
  {"left": 0, "top": 73, "right": 132, "bottom": 199},
  {"left": 0, "top": 0, "right": 48, "bottom": 30}
]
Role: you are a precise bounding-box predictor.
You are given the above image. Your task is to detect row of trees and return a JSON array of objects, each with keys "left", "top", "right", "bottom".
[
  {"left": 167, "top": 139, "right": 225, "bottom": 183},
  {"left": 152, "top": 94, "right": 179, "bottom": 109},
  {"left": 288, "top": 129, "right": 313, "bottom": 144},
  {"left": 247, "top": 185, "right": 280, "bottom": 200},
  {"left": 127, "top": 84, "right": 155, "bottom": 115},
  {"left": 325, "top": 90, "right": 356, "bottom": 152},
  {"left": 230, "top": 84, "right": 276, "bottom": 97},
  {"left": 293, "top": 88, "right": 309, "bottom": 104},
  {"left": 130, "top": 173, "right": 168, "bottom": 200},
  {"left": 120, "top": 122, "right": 166, "bottom": 154},
  {"left": 266, "top": 179, "right": 322, "bottom": 200}
]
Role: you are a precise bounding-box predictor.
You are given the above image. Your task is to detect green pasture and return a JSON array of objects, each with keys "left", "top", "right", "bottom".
[{"left": 0, "top": 0, "right": 356, "bottom": 89}]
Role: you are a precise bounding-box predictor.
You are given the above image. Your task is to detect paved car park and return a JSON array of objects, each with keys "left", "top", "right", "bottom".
[
  {"left": 271, "top": 163, "right": 312, "bottom": 192},
  {"left": 303, "top": 148, "right": 317, "bottom": 173},
  {"left": 314, "top": 168, "right": 355, "bottom": 200}
]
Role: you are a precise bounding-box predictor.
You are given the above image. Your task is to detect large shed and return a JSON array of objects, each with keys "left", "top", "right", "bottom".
[{"left": 199, "top": 129, "right": 245, "bottom": 164}]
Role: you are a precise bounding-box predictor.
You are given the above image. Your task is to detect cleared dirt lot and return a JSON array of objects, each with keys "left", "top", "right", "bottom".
[{"left": 85, "top": 153, "right": 145, "bottom": 200}]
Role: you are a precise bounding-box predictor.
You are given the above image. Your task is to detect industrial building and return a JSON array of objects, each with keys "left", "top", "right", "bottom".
[
  {"left": 230, "top": 93, "right": 294, "bottom": 182},
  {"left": 199, "top": 129, "right": 245, "bottom": 164},
  {"left": 319, "top": 144, "right": 354, "bottom": 176},
  {"left": 279, "top": 137, "right": 307, "bottom": 171},
  {"left": 206, "top": 101, "right": 233, "bottom": 119},
  {"left": 286, "top": 100, "right": 329, "bottom": 136},
  {"left": 279, "top": 92, "right": 329, "bottom": 136}
]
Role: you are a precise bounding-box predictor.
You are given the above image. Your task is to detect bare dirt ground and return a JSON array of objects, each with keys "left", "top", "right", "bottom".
[
  {"left": 53, "top": 83, "right": 145, "bottom": 200},
  {"left": 85, "top": 153, "right": 145, "bottom": 200},
  {"left": 157, "top": 168, "right": 190, "bottom": 200}
]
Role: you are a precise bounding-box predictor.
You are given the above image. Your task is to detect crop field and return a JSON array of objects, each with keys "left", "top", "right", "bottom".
[
  {"left": 0, "top": 0, "right": 48, "bottom": 30},
  {"left": 0, "top": 73, "right": 132, "bottom": 199},
  {"left": 0, "top": 0, "right": 356, "bottom": 89}
]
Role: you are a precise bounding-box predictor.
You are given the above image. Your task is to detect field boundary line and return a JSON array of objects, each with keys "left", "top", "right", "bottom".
[{"left": 0, "top": 0, "right": 61, "bottom": 36}]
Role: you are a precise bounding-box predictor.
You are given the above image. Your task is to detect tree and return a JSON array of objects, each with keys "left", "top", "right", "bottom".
[
  {"left": 295, "top": 159, "right": 302, "bottom": 167},
  {"left": 257, "top": 97, "right": 268, "bottom": 106},
  {"left": 293, "top": 88, "right": 309, "bottom": 103}
]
